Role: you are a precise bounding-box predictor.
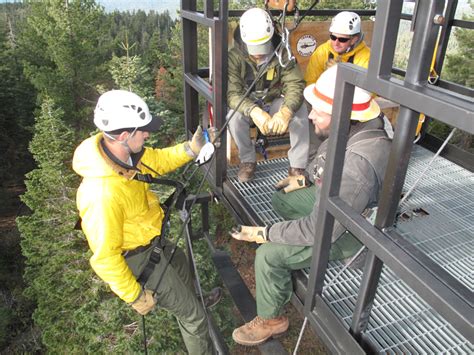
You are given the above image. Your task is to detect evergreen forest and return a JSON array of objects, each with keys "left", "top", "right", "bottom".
[{"left": 0, "top": 0, "right": 471, "bottom": 353}]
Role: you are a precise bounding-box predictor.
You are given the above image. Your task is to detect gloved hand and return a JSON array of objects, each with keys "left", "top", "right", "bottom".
[
  {"left": 250, "top": 107, "right": 272, "bottom": 135},
  {"left": 269, "top": 106, "right": 292, "bottom": 135},
  {"left": 195, "top": 142, "right": 215, "bottom": 165},
  {"left": 275, "top": 175, "right": 308, "bottom": 194},
  {"left": 188, "top": 126, "right": 206, "bottom": 156},
  {"left": 230, "top": 225, "right": 268, "bottom": 244},
  {"left": 131, "top": 289, "right": 156, "bottom": 315}
]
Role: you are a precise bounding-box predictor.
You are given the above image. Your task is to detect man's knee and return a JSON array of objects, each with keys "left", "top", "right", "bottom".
[{"left": 255, "top": 243, "right": 286, "bottom": 270}]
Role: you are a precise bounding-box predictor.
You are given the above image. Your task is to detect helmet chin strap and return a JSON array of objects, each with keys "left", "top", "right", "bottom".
[
  {"left": 103, "top": 127, "right": 138, "bottom": 154},
  {"left": 345, "top": 33, "right": 363, "bottom": 53}
]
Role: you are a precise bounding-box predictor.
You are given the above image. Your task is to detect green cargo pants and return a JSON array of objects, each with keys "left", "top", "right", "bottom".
[
  {"left": 254, "top": 186, "right": 362, "bottom": 319},
  {"left": 126, "top": 238, "right": 213, "bottom": 354}
]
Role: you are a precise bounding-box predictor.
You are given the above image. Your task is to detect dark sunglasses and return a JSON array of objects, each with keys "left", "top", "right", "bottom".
[{"left": 330, "top": 34, "right": 351, "bottom": 43}]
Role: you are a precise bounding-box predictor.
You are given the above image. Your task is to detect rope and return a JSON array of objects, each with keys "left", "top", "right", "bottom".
[
  {"left": 399, "top": 127, "right": 456, "bottom": 211},
  {"left": 142, "top": 314, "right": 148, "bottom": 355},
  {"left": 293, "top": 316, "right": 308, "bottom": 355}
]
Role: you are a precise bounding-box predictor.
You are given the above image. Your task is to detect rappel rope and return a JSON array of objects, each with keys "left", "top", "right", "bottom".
[
  {"left": 143, "top": 3, "right": 324, "bottom": 352},
  {"left": 140, "top": 36, "right": 283, "bottom": 355},
  {"left": 293, "top": 316, "right": 307, "bottom": 355},
  {"left": 142, "top": 314, "right": 148, "bottom": 355},
  {"left": 214, "top": 0, "right": 319, "bottom": 142},
  {"left": 399, "top": 127, "right": 457, "bottom": 214},
  {"left": 140, "top": 155, "right": 214, "bottom": 354},
  {"left": 292, "top": 244, "right": 366, "bottom": 354}
]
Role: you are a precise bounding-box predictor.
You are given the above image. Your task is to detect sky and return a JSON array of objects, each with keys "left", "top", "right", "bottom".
[{"left": 98, "top": 0, "right": 180, "bottom": 18}]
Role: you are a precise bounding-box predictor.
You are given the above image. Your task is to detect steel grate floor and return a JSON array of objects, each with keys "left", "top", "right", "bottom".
[{"left": 228, "top": 145, "right": 473, "bottom": 353}]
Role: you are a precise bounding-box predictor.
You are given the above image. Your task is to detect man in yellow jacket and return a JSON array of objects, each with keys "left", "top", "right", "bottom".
[
  {"left": 304, "top": 11, "right": 371, "bottom": 86},
  {"left": 73, "top": 90, "right": 213, "bottom": 354}
]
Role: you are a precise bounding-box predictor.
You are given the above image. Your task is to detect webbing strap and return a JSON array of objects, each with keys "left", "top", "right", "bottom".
[
  {"left": 328, "top": 52, "right": 355, "bottom": 64},
  {"left": 137, "top": 245, "right": 163, "bottom": 285},
  {"left": 132, "top": 174, "right": 186, "bottom": 285}
]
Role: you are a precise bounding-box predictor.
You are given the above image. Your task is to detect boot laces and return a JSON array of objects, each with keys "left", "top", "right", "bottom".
[{"left": 248, "top": 316, "right": 265, "bottom": 328}]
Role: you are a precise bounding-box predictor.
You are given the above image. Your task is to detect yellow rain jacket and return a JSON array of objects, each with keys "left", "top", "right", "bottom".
[
  {"left": 73, "top": 133, "right": 192, "bottom": 303},
  {"left": 304, "top": 40, "right": 371, "bottom": 86}
]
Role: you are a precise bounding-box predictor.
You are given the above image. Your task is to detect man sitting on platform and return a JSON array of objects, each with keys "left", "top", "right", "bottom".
[{"left": 229, "top": 65, "right": 392, "bottom": 346}]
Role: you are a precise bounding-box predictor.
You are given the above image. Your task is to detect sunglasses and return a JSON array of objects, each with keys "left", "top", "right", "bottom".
[{"left": 330, "top": 34, "right": 352, "bottom": 43}]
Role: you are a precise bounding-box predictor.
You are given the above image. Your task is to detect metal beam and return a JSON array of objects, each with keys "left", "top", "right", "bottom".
[{"left": 327, "top": 196, "right": 473, "bottom": 340}]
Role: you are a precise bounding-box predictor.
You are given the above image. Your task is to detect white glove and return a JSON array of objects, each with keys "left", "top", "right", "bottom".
[{"left": 195, "top": 142, "right": 215, "bottom": 165}]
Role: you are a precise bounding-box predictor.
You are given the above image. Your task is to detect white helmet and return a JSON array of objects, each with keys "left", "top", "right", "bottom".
[
  {"left": 94, "top": 90, "right": 162, "bottom": 132},
  {"left": 303, "top": 65, "right": 380, "bottom": 121},
  {"left": 240, "top": 8, "right": 274, "bottom": 55},
  {"left": 329, "top": 11, "right": 361, "bottom": 36}
]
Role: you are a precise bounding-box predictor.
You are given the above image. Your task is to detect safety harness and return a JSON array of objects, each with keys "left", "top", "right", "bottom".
[
  {"left": 74, "top": 139, "right": 188, "bottom": 286},
  {"left": 127, "top": 166, "right": 187, "bottom": 286}
]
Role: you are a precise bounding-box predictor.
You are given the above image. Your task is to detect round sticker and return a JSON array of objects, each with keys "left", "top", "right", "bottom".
[{"left": 296, "top": 34, "right": 317, "bottom": 57}]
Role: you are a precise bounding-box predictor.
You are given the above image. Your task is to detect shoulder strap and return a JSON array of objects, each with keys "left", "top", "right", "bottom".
[{"left": 346, "top": 129, "right": 388, "bottom": 150}]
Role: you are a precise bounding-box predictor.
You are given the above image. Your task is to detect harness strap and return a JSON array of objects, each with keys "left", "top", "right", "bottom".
[
  {"left": 245, "top": 62, "right": 273, "bottom": 97},
  {"left": 328, "top": 52, "right": 355, "bottom": 64},
  {"left": 137, "top": 245, "right": 163, "bottom": 285},
  {"left": 131, "top": 173, "right": 186, "bottom": 286}
]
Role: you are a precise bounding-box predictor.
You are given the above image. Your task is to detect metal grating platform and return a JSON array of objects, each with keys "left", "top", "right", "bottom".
[{"left": 227, "top": 145, "right": 473, "bottom": 353}]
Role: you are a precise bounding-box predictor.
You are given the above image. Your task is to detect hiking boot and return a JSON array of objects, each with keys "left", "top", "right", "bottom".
[
  {"left": 238, "top": 162, "right": 256, "bottom": 182},
  {"left": 203, "top": 287, "right": 222, "bottom": 309},
  {"left": 288, "top": 167, "right": 305, "bottom": 177},
  {"left": 232, "top": 316, "right": 289, "bottom": 346}
]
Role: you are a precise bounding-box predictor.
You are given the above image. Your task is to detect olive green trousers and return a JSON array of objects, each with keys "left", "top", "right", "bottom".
[
  {"left": 126, "top": 239, "right": 213, "bottom": 354},
  {"left": 254, "top": 186, "right": 362, "bottom": 319}
]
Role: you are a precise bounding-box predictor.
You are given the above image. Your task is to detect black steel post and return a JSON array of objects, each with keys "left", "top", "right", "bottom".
[
  {"left": 367, "top": 0, "right": 403, "bottom": 80},
  {"left": 211, "top": 0, "right": 228, "bottom": 188},
  {"left": 182, "top": 0, "right": 200, "bottom": 136},
  {"left": 350, "top": 0, "right": 446, "bottom": 338}
]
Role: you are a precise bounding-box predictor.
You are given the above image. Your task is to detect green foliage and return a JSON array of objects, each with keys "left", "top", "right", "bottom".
[
  {"left": 0, "top": 5, "right": 36, "bottom": 181},
  {"left": 108, "top": 53, "right": 153, "bottom": 96},
  {"left": 106, "top": 10, "right": 177, "bottom": 70},
  {"left": 428, "top": 8, "right": 473, "bottom": 152},
  {"left": 16, "top": 97, "right": 83, "bottom": 350},
  {"left": 444, "top": 9, "right": 473, "bottom": 88},
  {"left": 18, "top": 0, "right": 109, "bottom": 128}
]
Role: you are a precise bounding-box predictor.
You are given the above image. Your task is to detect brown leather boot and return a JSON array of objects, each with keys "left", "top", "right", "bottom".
[
  {"left": 238, "top": 162, "right": 256, "bottom": 182},
  {"left": 232, "top": 316, "right": 289, "bottom": 346},
  {"left": 288, "top": 167, "right": 305, "bottom": 177}
]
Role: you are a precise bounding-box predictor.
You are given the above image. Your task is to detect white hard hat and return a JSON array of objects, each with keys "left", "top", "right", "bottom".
[
  {"left": 240, "top": 8, "right": 274, "bottom": 55},
  {"left": 329, "top": 11, "right": 361, "bottom": 36},
  {"left": 93, "top": 90, "right": 162, "bottom": 132},
  {"left": 304, "top": 65, "right": 380, "bottom": 121}
]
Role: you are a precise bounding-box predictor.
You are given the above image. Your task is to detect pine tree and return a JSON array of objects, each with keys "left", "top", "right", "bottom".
[
  {"left": 0, "top": 6, "right": 36, "bottom": 181},
  {"left": 17, "top": 0, "right": 109, "bottom": 129},
  {"left": 16, "top": 96, "right": 85, "bottom": 350}
]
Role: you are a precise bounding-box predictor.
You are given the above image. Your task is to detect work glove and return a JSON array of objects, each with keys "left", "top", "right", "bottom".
[
  {"left": 195, "top": 142, "right": 215, "bottom": 165},
  {"left": 269, "top": 106, "right": 292, "bottom": 135},
  {"left": 188, "top": 126, "right": 206, "bottom": 156},
  {"left": 230, "top": 225, "right": 268, "bottom": 244},
  {"left": 275, "top": 175, "right": 308, "bottom": 194},
  {"left": 250, "top": 107, "right": 272, "bottom": 135},
  {"left": 131, "top": 289, "right": 156, "bottom": 315}
]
